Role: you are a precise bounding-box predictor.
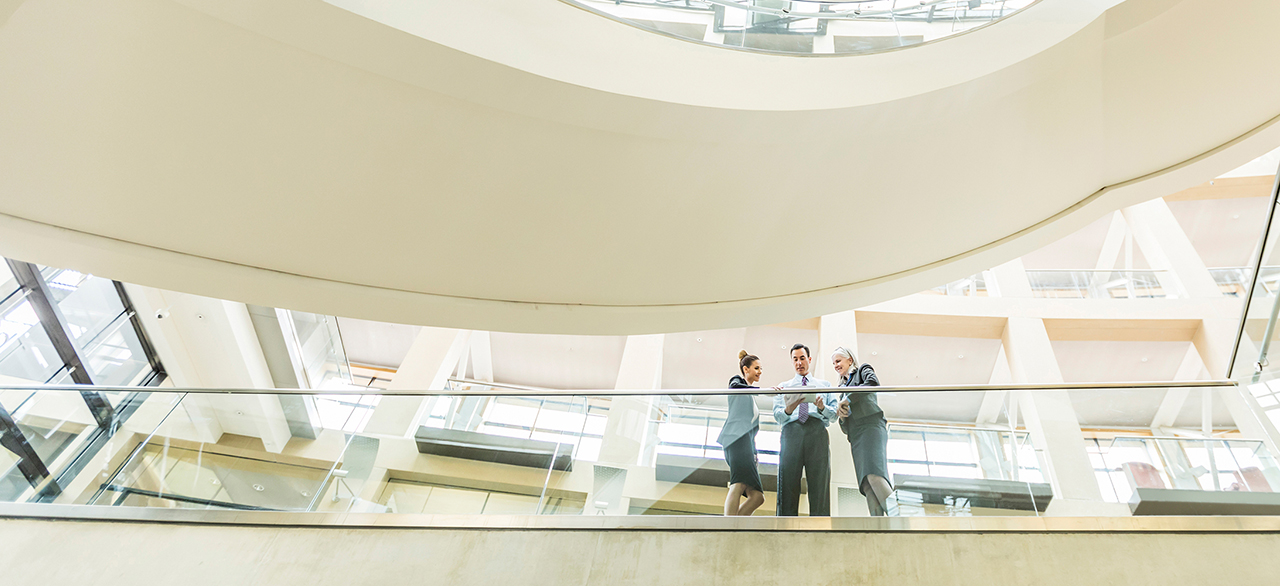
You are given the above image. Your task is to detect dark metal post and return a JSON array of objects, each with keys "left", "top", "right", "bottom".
[
  {"left": 113, "top": 281, "right": 166, "bottom": 381},
  {"left": 4, "top": 259, "right": 115, "bottom": 426},
  {"left": 0, "top": 404, "right": 54, "bottom": 491}
]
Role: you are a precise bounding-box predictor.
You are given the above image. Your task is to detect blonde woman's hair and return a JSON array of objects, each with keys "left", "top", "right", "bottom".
[{"left": 831, "top": 346, "right": 859, "bottom": 368}]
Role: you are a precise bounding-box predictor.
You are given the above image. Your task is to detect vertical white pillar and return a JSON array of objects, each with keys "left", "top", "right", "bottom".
[
  {"left": 987, "top": 258, "right": 1035, "bottom": 299},
  {"left": 818, "top": 310, "right": 862, "bottom": 501},
  {"left": 126, "top": 285, "right": 290, "bottom": 452},
  {"left": 976, "top": 345, "right": 1012, "bottom": 425},
  {"left": 1193, "top": 319, "right": 1280, "bottom": 456},
  {"left": 598, "top": 335, "right": 665, "bottom": 466},
  {"left": 470, "top": 331, "right": 494, "bottom": 383},
  {"left": 1003, "top": 317, "right": 1104, "bottom": 502},
  {"left": 594, "top": 334, "right": 665, "bottom": 515},
  {"left": 817, "top": 309, "right": 858, "bottom": 382},
  {"left": 977, "top": 263, "right": 1022, "bottom": 428}
]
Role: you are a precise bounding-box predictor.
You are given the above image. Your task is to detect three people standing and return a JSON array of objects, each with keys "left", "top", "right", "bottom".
[{"left": 721, "top": 343, "right": 891, "bottom": 517}]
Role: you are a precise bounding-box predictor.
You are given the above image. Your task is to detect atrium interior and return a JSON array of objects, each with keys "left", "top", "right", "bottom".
[{"left": 3, "top": 0, "right": 1280, "bottom": 584}]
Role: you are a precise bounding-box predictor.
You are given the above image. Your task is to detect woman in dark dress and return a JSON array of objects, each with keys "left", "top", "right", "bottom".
[
  {"left": 718, "top": 351, "right": 765, "bottom": 516},
  {"left": 831, "top": 346, "right": 894, "bottom": 516}
]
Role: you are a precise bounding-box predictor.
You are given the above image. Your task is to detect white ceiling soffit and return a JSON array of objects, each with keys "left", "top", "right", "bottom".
[{"left": 1, "top": 0, "right": 1279, "bottom": 335}]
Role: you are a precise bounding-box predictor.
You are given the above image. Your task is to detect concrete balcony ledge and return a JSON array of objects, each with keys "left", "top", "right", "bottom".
[
  {"left": 6, "top": 503, "right": 1280, "bottom": 585},
  {"left": 2, "top": 502, "right": 1279, "bottom": 533}
]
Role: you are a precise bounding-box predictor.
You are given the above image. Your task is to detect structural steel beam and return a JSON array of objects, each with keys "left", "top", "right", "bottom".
[{"left": 4, "top": 259, "right": 114, "bottom": 427}]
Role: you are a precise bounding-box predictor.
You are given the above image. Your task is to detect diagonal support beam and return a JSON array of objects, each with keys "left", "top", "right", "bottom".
[
  {"left": 1151, "top": 344, "right": 1206, "bottom": 430},
  {"left": 0, "top": 404, "right": 55, "bottom": 492},
  {"left": 5, "top": 259, "right": 114, "bottom": 427}
]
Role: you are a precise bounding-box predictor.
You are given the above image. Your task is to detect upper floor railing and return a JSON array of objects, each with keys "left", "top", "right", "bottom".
[
  {"left": 928, "top": 267, "right": 1280, "bottom": 300},
  {"left": 1026, "top": 270, "right": 1171, "bottom": 299},
  {"left": 3, "top": 379, "right": 1264, "bottom": 522},
  {"left": 563, "top": 0, "right": 1038, "bottom": 55}
]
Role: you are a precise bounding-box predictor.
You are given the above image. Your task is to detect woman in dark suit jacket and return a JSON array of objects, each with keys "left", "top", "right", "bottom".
[
  {"left": 718, "top": 351, "right": 765, "bottom": 516},
  {"left": 832, "top": 346, "right": 894, "bottom": 516}
]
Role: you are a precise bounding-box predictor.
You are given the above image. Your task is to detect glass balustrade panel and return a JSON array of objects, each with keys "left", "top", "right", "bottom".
[
  {"left": 563, "top": 0, "right": 1038, "bottom": 56},
  {"left": 1234, "top": 191, "right": 1280, "bottom": 382},
  {"left": 2, "top": 383, "right": 1275, "bottom": 520}
]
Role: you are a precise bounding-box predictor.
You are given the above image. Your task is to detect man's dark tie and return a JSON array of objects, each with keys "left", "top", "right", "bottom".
[{"left": 797, "top": 376, "right": 810, "bottom": 423}]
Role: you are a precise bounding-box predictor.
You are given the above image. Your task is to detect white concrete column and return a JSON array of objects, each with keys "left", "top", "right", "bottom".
[
  {"left": 469, "top": 331, "right": 494, "bottom": 383},
  {"left": 976, "top": 345, "right": 1013, "bottom": 425},
  {"left": 1193, "top": 319, "right": 1280, "bottom": 456},
  {"left": 1150, "top": 344, "right": 1207, "bottom": 433},
  {"left": 817, "top": 309, "right": 857, "bottom": 382},
  {"left": 1122, "top": 199, "right": 1222, "bottom": 298},
  {"left": 1002, "top": 317, "right": 1104, "bottom": 502},
  {"left": 453, "top": 331, "right": 495, "bottom": 432},
  {"left": 362, "top": 328, "right": 468, "bottom": 437},
  {"left": 126, "top": 285, "right": 290, "bottom": 452},
  {"left": 594, "top": 334, "right": 665, "bottom": 515},
  {"left": 986, "top": 258, "right": 1035, "bottom": 299},
  {"left": 598, "top": 335, "right": 665, "bottom": 466},
  {"left": 980, "top": 258, "right": 1032, "bottom": 444}
]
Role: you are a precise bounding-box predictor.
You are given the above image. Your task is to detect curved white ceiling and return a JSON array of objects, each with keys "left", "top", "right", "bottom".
[{"left": 0, "top": 0, "right": 1278, "bottom": 335}]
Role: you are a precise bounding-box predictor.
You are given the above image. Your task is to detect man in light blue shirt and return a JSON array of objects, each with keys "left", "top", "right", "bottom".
[{"left": 771, "top": 343, "right": 837, "bottom": 516}]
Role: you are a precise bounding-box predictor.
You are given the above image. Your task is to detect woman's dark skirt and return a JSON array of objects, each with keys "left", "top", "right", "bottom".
[
  {"left": 847, "top": 415, "right": 891, "bottom": 494},
  {"left": 722, "top": 432, "right": 764, "bottom": 493}
]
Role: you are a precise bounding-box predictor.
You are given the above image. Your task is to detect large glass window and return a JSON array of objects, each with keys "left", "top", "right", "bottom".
[
  {"left": 0, "top": 299, "right": 63, "bottom": 384},
  {"left": 40, "top": 267, "right": 125, "bottom": 344},
  {"left": 0, "top": 260, "right": 161, "bottom": 387},
  {"left": 421, "top": 394, "right": 606, "bottom": 461},
  {"left": 78, "top": 313, "right": 152, "bottom": 386},
  {"left": 887, "top": 424, "right": 1042, "bottom": 483}
]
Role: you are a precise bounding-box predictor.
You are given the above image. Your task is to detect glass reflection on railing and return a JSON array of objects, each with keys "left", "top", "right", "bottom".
[
  {"left": 3, "top": 383, "right": 1276, "bottom": 519},
  {"left": 927, "top": 267, "right": 1280, "bottom": 301},
  {"left": 1232, "top": 191, "right": 1280, "bottom": 381},
  {"left": 1025, "top": 270, "right": 1173, "bottom": 299},
  {"left": 281, "top": 310, "right": 352, "bottom": 389},
  {"left": 1087, "top": 436, "right": 1280, "bottom": 503},
  {"left": 1210, "top": 266, "right": 1280, "bottom": 298},
  {"left": 928, "top": 273, "right": 988, "bottom": 297},
  {"left": 886, "top": 424, "right": 1041, "bottom": 482},
  {"left": 884, "top": 423, "right": 1045, "bottom": 517},
  {"left": 566, "top": 0, "right": 1037, "bottom": 55}
]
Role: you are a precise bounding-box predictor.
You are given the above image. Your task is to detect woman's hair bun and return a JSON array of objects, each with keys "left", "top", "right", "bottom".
[{"left": 738, "top": 350, "right": 749, "bottom": 360}]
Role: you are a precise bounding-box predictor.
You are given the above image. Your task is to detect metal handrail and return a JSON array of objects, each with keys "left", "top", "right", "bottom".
[
  {"left": 4, "top": 502, "right": 1279, "bottom": 532},
  {"left": 888, "top": 421, "right": 1031, "bottom": 435},
  {"left": 0, "top": 378, "right": 1237, "bottom": 397}
]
